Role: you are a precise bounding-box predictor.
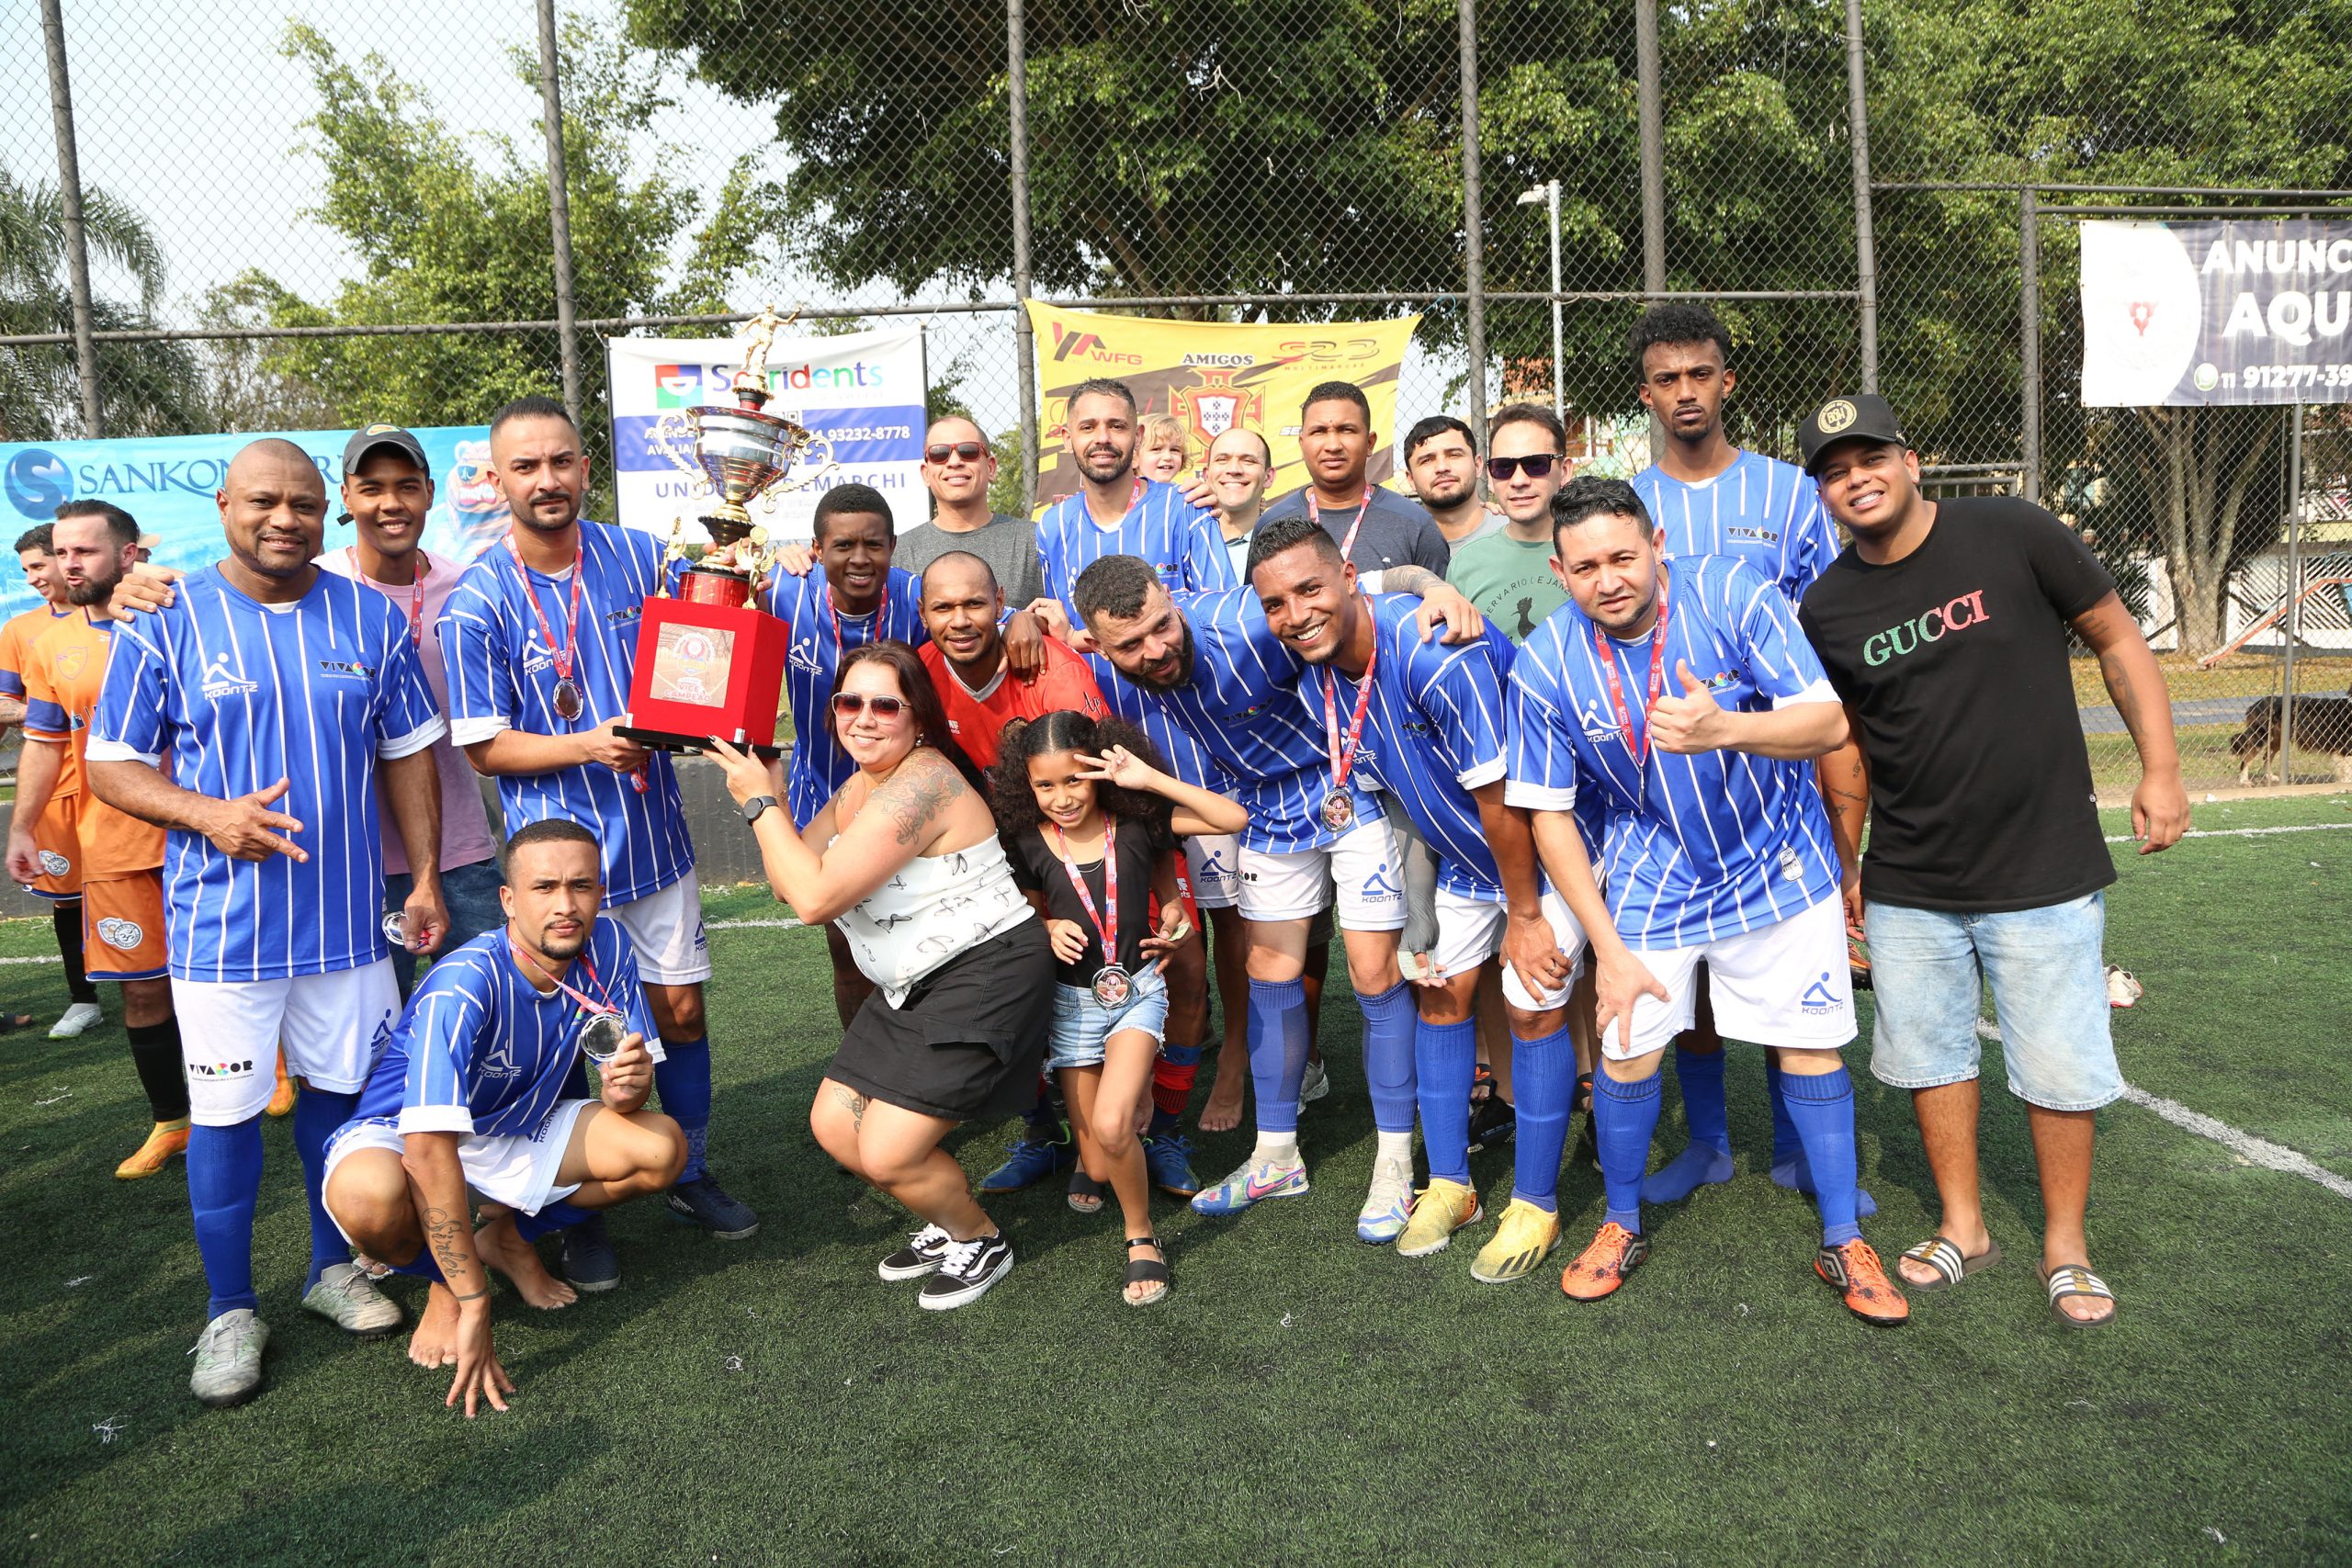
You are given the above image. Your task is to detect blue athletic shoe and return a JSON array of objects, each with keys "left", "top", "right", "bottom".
[
  {"left": 1143, "top": 1134, "right": 1201, "bottom": 1198},
  {"left": 978, "top": 1126, "right": 1075, "bottom": 1193},
  {"left": 560, "top": 1213, "right": 620, "bottom": 1292},
  {"left": 1191, "top": 1156, "right": 1309, "bottom": 1216},
  {"left": 666, "top": 1173, "right": 761, "bottom": 1240}
]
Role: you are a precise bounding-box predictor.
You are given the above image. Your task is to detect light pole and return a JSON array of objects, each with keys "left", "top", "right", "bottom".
[{"left": 1518, "top": 180, "right": 1563, "bottom": 420}]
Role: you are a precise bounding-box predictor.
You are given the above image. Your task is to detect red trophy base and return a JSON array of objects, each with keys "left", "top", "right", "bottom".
[{"left": 618, "top": 581, "right": 787, "bottom": 757}]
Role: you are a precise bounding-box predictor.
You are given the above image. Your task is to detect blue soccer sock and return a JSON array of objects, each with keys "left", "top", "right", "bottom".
[
  {"left": 1769, "top": 1059, "right": 1878, "bottom": 1216},
  {"left": 292, "top": 1086, "right": 360, "bottom": 1290},
  {"left": 1411, "top": 1013, "right": 1476, "bottom": 1183},
  {"left": 1246, "top": 977, "right": 1310, "bottom": 1138},
  {"left": 515, "top": 1199, "right": 593, "bottom": 1244},
  {"left": 1594, "top": 1070, "right": 1664, "bottom": 1235},
  {"left": 187, "top": 1118, "right": 266, "bottom": 1319},
  {"left": 653, "top": 1037, "right": 712, "bottom": 1183},
  {"left": 1510, "top": 1025, "right": 1574, "bottom": 1213},
  {"left": 1644, "top": 1045, "right": 1735, "bottom": 1203},
  {"left": 1359, "top": 981, "right": 1419, "bottom": 1136},
  {"left": 1781, "top": 1066, "right": 1861, "bottom": 1247}
]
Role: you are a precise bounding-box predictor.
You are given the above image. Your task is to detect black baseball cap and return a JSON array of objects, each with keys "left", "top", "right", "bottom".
[
  {"left": 1797, "top": 393, "right": 1908, "bottom": 475},
  {"left": 342, "top": 423, "right": 430, "bottom": 477}
]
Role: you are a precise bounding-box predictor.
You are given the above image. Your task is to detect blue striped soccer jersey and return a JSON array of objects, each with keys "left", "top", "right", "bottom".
[
  {"left": 346, "top": 918, "right": 657, "bottom": 1138},
  {"left": 439, "top": 522, "right": 695, "bottom": 907},
  {"left": 1505, "top": 555, "right": 1842, "bottom": 949},
  {"left": 85, "top": 566, "right": 446, "bottom": 983},
  {"left": 1037, "top": 479, "right": 1236, "bottom": 789},
  {"left": 762, "top": 564, "right": 929, "bottom": 828},
  {"left": 1633, "top": 449, "right": 1840, "bottom": 604}
]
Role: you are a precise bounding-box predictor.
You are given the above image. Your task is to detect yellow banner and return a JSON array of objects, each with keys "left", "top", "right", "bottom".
[{"left": 1026, "top": 303, "right": 1422, "bottom": 513}]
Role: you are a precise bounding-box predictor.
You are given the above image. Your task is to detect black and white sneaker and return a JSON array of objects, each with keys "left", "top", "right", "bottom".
[
  {"left": 877, "top": 1224, "right": 954, "bottom": 1281},
  {"left": 917, "top": 1233, "right": 1014, "bottom": 1310}
]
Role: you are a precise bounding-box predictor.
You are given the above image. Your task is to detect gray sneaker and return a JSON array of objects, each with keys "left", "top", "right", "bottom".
[
  {"left": 189, "top": 1308, "right": 269, "bottom": 1408},
  {"left": 302, "top": 1262, "right": 402, "bottom": 1339},
  {"left": 1299, "top": 1059, "right": 1331, "bottom": 1105}
]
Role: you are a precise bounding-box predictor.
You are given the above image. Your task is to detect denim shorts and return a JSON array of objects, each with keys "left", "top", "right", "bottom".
[
  {"left": 1046, "top": 966, "right": 1170, "bottom": 1071},
  {"left": 1863, "top": 892, "right": 2122, "bottom": 1111}
]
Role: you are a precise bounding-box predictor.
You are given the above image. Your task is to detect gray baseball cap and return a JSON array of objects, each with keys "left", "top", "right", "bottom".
[{"left": 342, "top": 423, "right": 430, "bottom": 476}]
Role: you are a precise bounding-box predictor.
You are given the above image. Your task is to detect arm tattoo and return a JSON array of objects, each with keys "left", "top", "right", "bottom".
[
  {"left": 1385, "top": 566, "right": 1441, "bottom": 598},
  {"left": 833, "top": 1083, "right": 867, "bottom": 1132},
  {"left": 423, "top": 1204, "right": 478, "bottom": 1285},
  {"left": 2100, "top": 650, "right": 2147, "bottom": 747},
  {"left": 877, "top": 755, "right": 960, "bottom": 847}
]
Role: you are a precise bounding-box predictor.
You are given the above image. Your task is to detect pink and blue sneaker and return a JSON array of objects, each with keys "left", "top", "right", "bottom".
[{"left": 1191, "top": 1156, "right": 1309, "bottom": 1216}]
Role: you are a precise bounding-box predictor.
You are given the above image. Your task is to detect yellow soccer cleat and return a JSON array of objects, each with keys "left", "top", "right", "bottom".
[
  {"left": 1394, "top": 1177, "right": 1482, "bottom": 1258},
  {"left": 266, "top": 1056, "right": 297, "bottom": 1118},
  {"left": 1470, "top": 1198, "right": 1563, "bottom": 1284},
  {"left": 116, "top": 1118, "right": 191, "bottom": 1181}
]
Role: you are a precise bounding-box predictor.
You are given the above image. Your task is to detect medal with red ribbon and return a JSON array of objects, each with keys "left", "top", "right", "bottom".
[
  {"left": 1317, "top": 600, "right": 1378, "bottom": 832},
  {"left": 504, "top": 535, "right": 587, "bottom": 721},
  {"left": 1596, "top": 572, "right": 1670, "bottom": 773},
  {"left": 1307, "top": 486, "right": 1374, "bottom": 560},
  {"left": 1052, "top": 816, "right": 1132, "bottom": 1008},
  {"left": 512, "top": 938, "right": 629, "bottom": 1063}
]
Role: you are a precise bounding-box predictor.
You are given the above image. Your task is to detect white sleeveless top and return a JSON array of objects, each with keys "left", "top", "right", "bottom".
[{"left": 833, "top": 832, "right": 1035, "bottom": 1007}]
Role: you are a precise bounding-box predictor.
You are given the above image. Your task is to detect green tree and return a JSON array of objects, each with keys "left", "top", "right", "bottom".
[
  {"left": 246, "top": 16, "right": 768, "bottom": 448},
  {"left": 0, "top": 166, "right": 202, "bottom": 441}
]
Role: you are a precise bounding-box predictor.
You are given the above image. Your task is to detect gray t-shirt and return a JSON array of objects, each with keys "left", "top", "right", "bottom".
[
  {"left": 894, "top": 513, "right": 1045, "bottom": 607},
  {"left": 1261, "top": 485, "right": 1450, "bottom": 588}
]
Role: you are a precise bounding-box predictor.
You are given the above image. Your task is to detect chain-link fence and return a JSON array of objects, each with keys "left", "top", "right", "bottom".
[{"left": 6, "top": 0, "right": 2352, "bottom": 799}]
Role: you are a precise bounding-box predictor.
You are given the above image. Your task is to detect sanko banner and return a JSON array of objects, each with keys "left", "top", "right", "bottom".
[
  {"left": 2080, "top": 218, "right": 2352, "bottom": 406},
  {"left": 605, "top": 326, "right": 928, "bottom": 543},
  {"left": 0, "top": 426, "right": 501, "bottom": 624},
  {"left": 1024, "top": 303, "right": 1422, "bottom": 512}
]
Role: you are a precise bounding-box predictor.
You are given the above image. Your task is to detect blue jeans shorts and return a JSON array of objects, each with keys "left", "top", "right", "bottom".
[
  {"left": 386, "top": 859, "right": 507, "bottom": 999},
  {"left": 1863, "top": 892, "right": 2122, "bottom": 1111},
  {"left": 1046, "top": 966, "right": 1170, "bottom": 1072}
]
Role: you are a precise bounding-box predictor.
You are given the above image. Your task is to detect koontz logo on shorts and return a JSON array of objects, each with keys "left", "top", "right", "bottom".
[
  {"left": 1361, "top": 868, "right": 1403, "bottom": 901},
  {"left": 1861, "top": 591, "right": 1990, "bottom": 667},
  {"left": 1800, "top": 973, "right": 1839, "bottom": 1014},
  {"left": 96, "top": 917, "right": 144, "bottom": 951}
]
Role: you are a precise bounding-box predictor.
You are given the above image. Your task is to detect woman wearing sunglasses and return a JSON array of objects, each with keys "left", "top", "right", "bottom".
[{"left": 707, "top": 640, "right": 1054, "bottom": 1312}]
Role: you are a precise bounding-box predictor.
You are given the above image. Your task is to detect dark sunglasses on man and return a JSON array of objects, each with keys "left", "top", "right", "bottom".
[
  {"left": 1485, "top": 453, "right": 1558, "bottom": 481},
  {"left": 924, "top": 441, "right": 988, "bottom": 464}
]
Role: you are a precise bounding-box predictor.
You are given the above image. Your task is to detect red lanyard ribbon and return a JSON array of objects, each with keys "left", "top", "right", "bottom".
[
  {"left": 1050, "top": 816, "right": 1118, "bottom": 967},
  {"left": 352, "top": 547, "right": 429, "bottom": 646},
  {"left": 1307, "top": 486, "right": 1374, "bottom": 560},
  {"left": 1319, "top": 598, "right": 1379, "bottom": 795},
  {"left": 826, "top": 571, "right": 888, "bottom": 652},
  {"left": 503, "top": 536, "right": 584, "bottom": 687},
  {"left": 512, "top": 939, "right": 620, "bottom": 1018},
  {"left": 1596, "top": 572, "right": 1670, "bottom": 768}
]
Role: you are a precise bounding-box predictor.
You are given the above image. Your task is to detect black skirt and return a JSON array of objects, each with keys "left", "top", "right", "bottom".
[{"left": 826, "top": 920, "right": 1055, "bottom": 1122}]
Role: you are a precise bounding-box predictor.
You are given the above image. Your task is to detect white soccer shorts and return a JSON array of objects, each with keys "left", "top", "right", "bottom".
[
  {"left": 612, "top": 868, "right": 712, "bottom": 985},
  {"left": 323, "top": 1098, "right": 593, "bottom": 1234},
  {"left": 1598, "top": 892, "right": 1854, "bottom": 1062},
  {"left": 1236, "top": 814, "right": 1408, "bottom": 929},
  {"left": 173, "top": 960, "right": 401, "bottom": 1126}
]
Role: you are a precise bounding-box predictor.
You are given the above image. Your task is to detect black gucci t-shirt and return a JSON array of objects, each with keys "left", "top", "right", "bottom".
[{"left": 1798, "top": 496, "right": 2119, "bottom": 913}]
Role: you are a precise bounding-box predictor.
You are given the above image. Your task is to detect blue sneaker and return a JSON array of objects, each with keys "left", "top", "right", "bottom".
[
  {"left": 1143, "top": 1134, "right": 1201, "bottom": 1198},
  {"left": 1191, "top": 1156, "right": 1309, "bottom": 1216},
  {"left": 560, "top": 1213, "right": 620, "bottom": 1292},
  {"left": 666, "top": 1173, "right": 760, "bottom": 1240},
  {"left": 978, "top": 1126, "right": 1075, "bottom": 1193}
]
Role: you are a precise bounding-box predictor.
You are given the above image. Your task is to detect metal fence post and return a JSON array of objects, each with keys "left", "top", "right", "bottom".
[
  {"left": 536, "top": 0, "right": 584, "bottom": 428},
  {"left": 1008, "top": 0, "right": 1038, "bottom": 513},
  {"left": 1459, "top": 0, "right": 1488, "bottom": 448},
  {"left": 1636, "top": 0, "right": 1667, "bottom": 295},
  {"left": 1844, "top": 0, "right": 1878, "bottom": 393},
  {"left": 40, "top": 0, "right": 102, "bottom": 437},
  {"left": 2019, "top": 185, "right": 2041, "bottom": 503},
  {"left": 2282, "top": 401, "right": 2303, "bottom": 784}
]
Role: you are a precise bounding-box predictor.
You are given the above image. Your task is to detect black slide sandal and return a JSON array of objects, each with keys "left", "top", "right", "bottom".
[{"left": 1123, "top": 1235, "right": 1170, "bottom": 1307}]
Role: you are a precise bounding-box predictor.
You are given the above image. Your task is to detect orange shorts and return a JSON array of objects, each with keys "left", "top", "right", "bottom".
[
  {"left": 83, "top": 872, "right": 168, "bottom": 982},
  {"left": 17, "top": 793, "right": 81, "bottom": 900}
]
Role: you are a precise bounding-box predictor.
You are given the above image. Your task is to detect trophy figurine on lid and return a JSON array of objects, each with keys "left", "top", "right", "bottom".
[{"left": 617, "top": 308, "right": 834, "bottom": 756}]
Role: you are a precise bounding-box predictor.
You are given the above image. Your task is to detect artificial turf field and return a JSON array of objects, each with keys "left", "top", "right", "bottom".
[{"left": 1, "top": 794, "right": 2346, "bottom": 1565}]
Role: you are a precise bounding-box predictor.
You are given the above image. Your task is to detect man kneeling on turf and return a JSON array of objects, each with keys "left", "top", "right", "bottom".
[{"left": 323, "top": 819, "right": 687, "bottom": 1415}]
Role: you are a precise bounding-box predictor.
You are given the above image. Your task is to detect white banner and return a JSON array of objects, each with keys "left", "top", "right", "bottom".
[{"left": 605, "top": 326, "right": 929, "bottom": 543}]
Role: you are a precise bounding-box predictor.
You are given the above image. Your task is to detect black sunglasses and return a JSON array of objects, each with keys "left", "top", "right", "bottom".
[
  {"left": 925, "top": 442, "right": 988, "bottom": 464},
  {"left": 1486, "top": 454, "right": 1559, "bottom": 480},
  {"left": 831, "top": 693, "right": 910, "bottom": 718}
]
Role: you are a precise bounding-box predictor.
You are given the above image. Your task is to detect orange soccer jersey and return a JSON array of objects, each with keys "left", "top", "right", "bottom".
[{"left": 21, "top": 610, "right": 164, "bottom": 878}]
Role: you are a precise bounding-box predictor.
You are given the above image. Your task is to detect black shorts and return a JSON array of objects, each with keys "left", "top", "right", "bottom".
[{"left": 827, "top": 921, "right": 1055, "bottom": 1122}]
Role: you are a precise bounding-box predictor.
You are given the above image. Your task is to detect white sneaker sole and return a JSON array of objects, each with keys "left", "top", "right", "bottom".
[
  {"left": 1395, "top": 1203, "right": 1485, "bottom": 1259},
  {"left": 877, "top": 1256, "right": 944, "bottom": 1282},
  {"left": 918, "top": 1249, "right": 1013, "bottom": 1310}
]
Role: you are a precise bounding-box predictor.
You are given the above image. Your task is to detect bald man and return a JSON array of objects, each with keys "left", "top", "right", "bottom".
[
  {"left": 891, "top": 416, "right": 1044, "bottom": 608},
  {"left": 85, "top": 437, "right": 451, "bottom": 1408}
]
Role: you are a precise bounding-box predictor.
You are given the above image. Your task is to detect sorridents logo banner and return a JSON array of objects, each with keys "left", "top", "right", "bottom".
[
  {"left": 2080, "top": 219, "right": 2352, "bottom": 407},
  {"left": 605, "top": 326, "right": 929, "bottom": 543},
  {"left": 0, "top": 426, "right": 500, "bottom": 624},
  {"left": 1024, "top": 303, "right": 1423, "bottom": 514}
]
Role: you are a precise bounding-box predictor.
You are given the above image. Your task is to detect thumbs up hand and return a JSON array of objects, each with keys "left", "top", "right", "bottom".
[{"left": 1646, "top": 660, "right": 1728, "bottom": 754}]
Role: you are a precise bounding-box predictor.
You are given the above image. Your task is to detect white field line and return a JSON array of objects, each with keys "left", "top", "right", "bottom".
[
  {"left": 1973, "top": 1019, "right": 2352, "bottom": 1201},
  {"left": 2101, "top": 820, "right": 2352, "bottom": 844}
]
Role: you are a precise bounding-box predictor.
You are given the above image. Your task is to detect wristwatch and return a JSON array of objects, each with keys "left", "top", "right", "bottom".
[{"left": 741, "top": 794, "right": 779, "bottom": 827}]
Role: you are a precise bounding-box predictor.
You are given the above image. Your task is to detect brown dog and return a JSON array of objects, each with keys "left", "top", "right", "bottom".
[{"left": 2231, "top": 694, "right": 2352, "bottom": 784}]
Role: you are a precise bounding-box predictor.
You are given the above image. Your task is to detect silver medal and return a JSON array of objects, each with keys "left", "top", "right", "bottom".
[
  {"left": 1091, "top": 964, "right": 1133, "bottom": 1009},
  {"left": 576, "top": 1011, "right": 628, "bottom": 1065},
  {"left": 381, "top": 911, "right": 410, "bottom": 949},
  {"left": 552, "top": 677, "right": 584, "bottom": 720},
  {"left": 1321, "top": 791, "right": 1356, "bottom": 832}
]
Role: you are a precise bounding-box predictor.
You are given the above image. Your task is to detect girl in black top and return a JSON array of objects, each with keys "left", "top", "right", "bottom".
[{"left": 992, "top": 711, "right": 1246, "bottom": 1306}]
